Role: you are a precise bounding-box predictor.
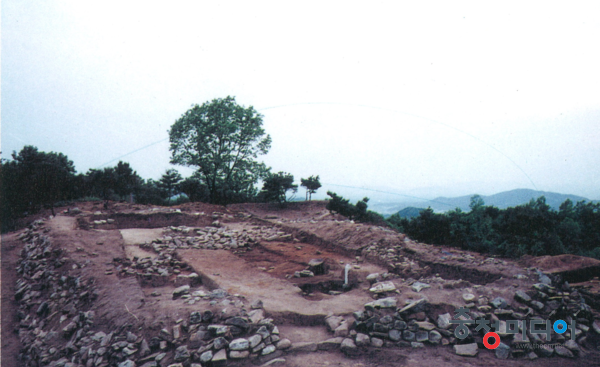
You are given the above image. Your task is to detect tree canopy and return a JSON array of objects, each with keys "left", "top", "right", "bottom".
[
  {"left": 169, "top": 96, "right": 271, "bottom": 204},
  {"left": 301, "top": 175, "right": 321, "bottom": 201},
  {"left": 259, "top": 172, "right": 297, "bottom": 204}
]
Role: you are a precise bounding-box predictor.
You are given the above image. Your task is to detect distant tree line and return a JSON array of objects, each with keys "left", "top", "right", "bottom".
[
  {"left": 1, "top": 145, "right": 322, "bottom": 231},
  {"left": 387, "top": 195, "right": 600, "bottom": 260}
]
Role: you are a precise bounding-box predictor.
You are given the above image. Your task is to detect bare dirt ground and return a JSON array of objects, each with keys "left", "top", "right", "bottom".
[{"left": 2, "top": 200, "right": 600, "bottom": 367}]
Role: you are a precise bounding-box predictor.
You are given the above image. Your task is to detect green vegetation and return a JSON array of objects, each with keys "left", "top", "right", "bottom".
[
  {"left": 387, "top": 195, "right": 600, "bottom": 259},
  {"left": 168, "top": 96, "right": 271, "bottom": 204},
  {"left": 300, "top": 175, "right": 321, "bottom": 201},
  {"left": 326, "top": 191, "right": 385, "bottom": 224},
  {"left": 258, "top": 172, "right": 298, "bottom": 204},
  {"left": 1, "top": 97, "right": 325, "bottom": 232}
]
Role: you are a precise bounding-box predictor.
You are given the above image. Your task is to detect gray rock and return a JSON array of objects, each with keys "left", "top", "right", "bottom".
[
  {"left": 495, "top": 343, "right": 510, "bottom": 359},
  {"left": 340, "top": 338, "right": 359, "bottom": 356},
  {"left": 454, "top": 343, "right": 478, "bottom": 357},
  {"left": 564, "top": 339, "right": 580, "bottom": 352},
  {"left": 462, "top": 293, "right": 475, "bottom": 302},
  {"left": 174, "top": 346, "right": 190, "bottom": 362},
  {"left": 388, "top": 329, "right": 402, "bottom": 342},
  {"left": 555, "top": 346, "right": 574, "bottom": 358},
  {"left": 172, "top": 285, "right": 190, "bottom": 299},
  {"left": 402, "top": 330, "right": 415, "bottom": 341},
  {"left": 530, "top": 301, "right": 544, "bottom": 311},
  {"left": 262, "top": 345, "right": 277, "bottom": 355},
  {"left": 212, "top": 349, "right": 227, "bottom": 366},
  {"left": 200, "top": 350, "right": 213, "bottom": 363},
  {"left": 490, "top": 297, "right": 507, "bottom": 309},
  {"left": 230, "top": 350, "right": 250, "bottom": 359},
  {"left": 397, "top": 298, "right": 428, "bottom": 314},
  {"left": 411, "top": 282, "right": 431, "bottom": 292},
  {"left": 411, "top": 342, "right": 425, "bottom": 348},
  {"left": 437, "top": 313, "right": 452, "bottom": 329},
  {"left": 365, "top": 297, "right": 397, "bottom": 309},
  {"left": 527, "top": 351, "right": 538, "bottom": 360},
  {"left": 355, "top": 333, "right": 370, "bottom": 346},
  {"left": 139, "top": 338, "right": 150, "bottom": 357},
  {"left": 415, "top": 331, "right": 429, "bottom": 342},
  {"left": 334, "top": 322, "right": 349, "bottom": 337},
  {"left": 369, "top": 281, "right": 396, "bottom": 293},
  {"left": 326, "top": 315, "right": 344, "bottom": 331},
  {"left": 117, "top": 361, "right": 136, "bottom": 367},
  {"left": 230, "top": 338, "right": 249, "bottom": 351},
  {"left": 394, "top": 320, "right": 407, "bottom": 330},
  {"left": 276, "top": 338, "right": 292, "bottom": 350},
  {"left": 416, "top": 321, "right": 435, "bottom": 331},
  {"left": 428, "top": 330, "right": 442, "bottom": 344},
  {"left": 537, "top": 344, "right": 553, "bottom": 357},
  {"left": 251, "top": 299, "right": 264, "bottom": 309},
  {"left": 371, "top": 338, "right": 383, "bottom": 348},
  {"left": 213, "top": 337, "right": 228, "bottom": 350},
  {"left": 257, "top": 325, "right": 270, "bottom": 339},
  {"left": 290, "top": 341, "right": 318, "bottom": 352},
  {"left": 514, "top": 290, "right": 532, "bottom": 303},
  {"left": 249, "top": 334, "right": 263, "bottom": 348},
  {"left": 593, "top": 320, "right": 600, "bottom": 334}
]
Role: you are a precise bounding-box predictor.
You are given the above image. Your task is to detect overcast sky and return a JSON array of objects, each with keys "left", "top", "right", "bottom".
[{"left": 3, "top": 1, "right": 600, "bottom": 202}]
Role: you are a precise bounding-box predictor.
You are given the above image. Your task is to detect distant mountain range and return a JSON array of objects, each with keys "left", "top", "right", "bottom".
[{"left": 375, "top": 189, "right": 597, "bottom": 217}]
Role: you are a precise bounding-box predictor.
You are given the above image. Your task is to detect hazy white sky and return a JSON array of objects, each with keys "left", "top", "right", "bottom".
[{"left": 3, "top": 1, "right": 600, "bottom": 201}]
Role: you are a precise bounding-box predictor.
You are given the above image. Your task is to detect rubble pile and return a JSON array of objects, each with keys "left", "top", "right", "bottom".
[{"left": 325, "top": 276, "right": 600, "bottom": 360}]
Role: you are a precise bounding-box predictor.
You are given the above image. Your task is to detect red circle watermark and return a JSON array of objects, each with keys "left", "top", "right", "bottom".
[{"left": 483, "top": 332, "right": 500, "bottom": 349}]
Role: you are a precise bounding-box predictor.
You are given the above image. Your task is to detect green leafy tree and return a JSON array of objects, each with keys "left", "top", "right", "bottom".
[
  {"left": 158, "top": 169, "right": 183, "bottom": 204},
  {"left": 300, "top": 175, "right": 322, "bottom": 201},
  {"left": 259, "top": 172, "right": 297, "bottom": 204},
  {"left": 114, "top": 161, "right": 140, "bottom": 201},
  {"left": 2, "top": 146, "right": 76, "bottom": 217},
  {"left": 169, "top": 96, "right": 272, "bottom": 204},
  {"left": 86, "top": 167, "right": 117, "bottom": 201},
  {"left": 179, "top": 176, "right": 209, "bottom": 202}
]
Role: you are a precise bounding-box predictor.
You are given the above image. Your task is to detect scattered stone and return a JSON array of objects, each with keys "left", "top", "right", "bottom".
[
  {"left": 356, "top": 333, "right": 370, "bottom": 346},
  {"left": 229, "top": 338, "right": 250, "bottom": 351},
  {"left": 172, "top": 285, "right": 190, "bottom": 299},
  {"left": 199, "top": 350, "right": 213, "bottom": 363},
  {"left": 212, "top": 349, "right": 227, "bottom": 365},
  {"left": 230, "top": 350, "right": 250, "bottom": 359},
  {"left": 411, "top": 342, "right": 425, "bottom": 348},
  {"left": 316, "top": 338, "right": 342, "bottom": 351},
  {"left": 428, "top": 330, "right": 442, "bottom": 344},
  {"left": 437, "top": 313, "right": 452, "bottom": 329},
  {"left": 397, "top": 298, "right": 428, "bottom": 314},
  {"left": 369, "top": 281, "right": 396, "bottom": 293},
  {"left": 325, "top": 316, "right": 344, "bottom": 331},
  {"left": 276, "top": 338, "right": 292, "bottom": 350},
  {"left": 371, "top": 338, "right": 383, "bottom": 348},
  {"left": 262, "top": 345, "right": 277, "bottom": 355},
  {"left": 514, "top": 290, "right": 532, "bottom": 303},
  {"left": 555, "top": 346, "right": 574, "bottom": 358},
  {"left": 490, "top": 297, "right": 507, "bottom": 309},
  {"left": 340, "top": 338, "right": 359, "bottom": 356},
  {"left": 411, "top": 282, "right": 431, "bottom": 292},
  {"left": 454, "top": 343, "right": 478, "bottom": 357},
  {"left": 388, "top": 329, "right": 402, "bottom": 342},
  {"left": 334, "top": 322, "right": 349, "bottom": 337},
  {"left": 251, "top": 299, "right": 264, "bottom": 309},
  {"left": 365, "top": 297, "right": 397, "bottom": 309},
  {"left": 495, "top": 343, "right": 510, "bottom": 359},
  {"left": 462, "top": 293, "right": 475, "bottom": 302}
]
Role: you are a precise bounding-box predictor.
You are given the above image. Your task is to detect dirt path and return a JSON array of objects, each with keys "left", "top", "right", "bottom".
[{"left": 179, "top": 248, "right": 377, "bottom": 323}]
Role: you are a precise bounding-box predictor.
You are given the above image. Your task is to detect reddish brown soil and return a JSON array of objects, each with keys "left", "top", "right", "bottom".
[{"left": 3, "top": 200, "right": 600, "bottom": 367}]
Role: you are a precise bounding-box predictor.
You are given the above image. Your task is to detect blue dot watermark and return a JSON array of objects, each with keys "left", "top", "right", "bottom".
[{"left": 553, "top": 320, "right": 567, "bottom": 334}]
